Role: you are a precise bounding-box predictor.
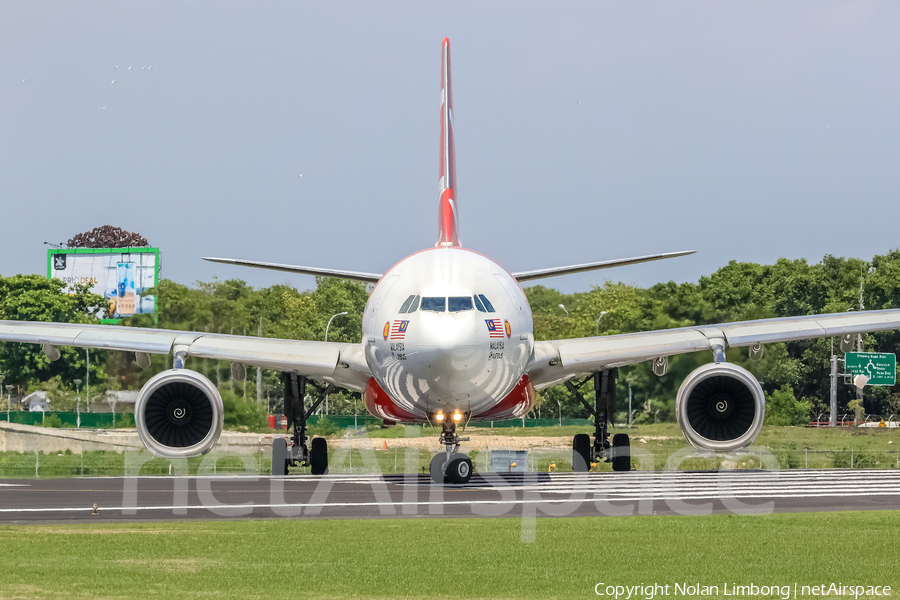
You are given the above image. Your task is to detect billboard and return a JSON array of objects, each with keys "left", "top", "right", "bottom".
[{"left": 47, "top": 248, "right": 159, "bottom": 323}]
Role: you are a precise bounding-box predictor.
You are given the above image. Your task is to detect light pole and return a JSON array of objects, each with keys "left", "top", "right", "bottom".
[
  {"left": 74, "top": 378, "right": 82, "bottom": 429},
  {"left": 0, "top": 374, "right": 5, "bottom": 422},
  {"left": 556, "top": 398, "right": 561, "bottom": 427},
  {"left": 85, "top": 349, "right": 90, "bottom": 413},
  {"left": 5, "top": 385, "right": 13, "bottom": 420},
  {"left": 595, "top": 311, "right": 608, "bottom": 335},
  {"left": 627, "top": 378, "right": 634, "bottom": 427},
  {"left": 324, "top": 312, "right": 348, "bottom": 415},
  {"left": 558, "top": 304, "right": 568, "bottom": 316}
]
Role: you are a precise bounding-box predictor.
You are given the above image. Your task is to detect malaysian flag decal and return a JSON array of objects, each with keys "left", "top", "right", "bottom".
[
  {"left": 390, "top": 320, "right": 409, "bottom": 340},
  {"left": 485, "top": 319, "right": 504, "bottom": 338}
]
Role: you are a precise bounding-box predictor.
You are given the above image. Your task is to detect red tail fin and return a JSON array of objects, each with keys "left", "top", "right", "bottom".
[{"left": 437, "top": 37, "right": 460, "bottom": 247}]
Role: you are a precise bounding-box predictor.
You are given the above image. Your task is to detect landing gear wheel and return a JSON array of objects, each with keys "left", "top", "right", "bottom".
[
  {"left": 271, "top": 438, "right": 289, "bottom": 476},
  {"left": 310, "top": 437, "right": 328, "bottom": 475},
  {"left": 612, "top": 433, "right": 631, "bottom": 472},
  {"left": 445, "top": 455, "right": 473, "bottom": 484},
  {"left": 429, "top": 453, "right": 448, "bottom": 484},
  {"left": 572, "top": 433, "right": 591, "bottom": 472}
]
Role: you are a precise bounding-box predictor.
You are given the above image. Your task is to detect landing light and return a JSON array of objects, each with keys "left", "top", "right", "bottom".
[
  {"left": 452, "top": 411, "right": 463, "bottom": 422},
  {"left": 435, "top": 411, "right": 445, "bottom": 422}
]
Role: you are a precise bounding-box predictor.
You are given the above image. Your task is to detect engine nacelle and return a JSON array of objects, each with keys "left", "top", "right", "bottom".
[
  {"left": 675, "top": 362, "right": 765, "bottom": 452},
  {"left": 135, "top": 369, "right": 224, "bottom": 458}
]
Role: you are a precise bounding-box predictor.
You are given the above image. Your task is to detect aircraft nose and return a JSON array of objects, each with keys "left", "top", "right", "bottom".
[{"left": 417, "top": 313, "right": 480, "bottom": 385}]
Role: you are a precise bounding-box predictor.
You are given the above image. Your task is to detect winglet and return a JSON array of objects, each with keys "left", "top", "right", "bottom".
[{"left": 437, "top": 37, "right": 461, "bottom": 247}]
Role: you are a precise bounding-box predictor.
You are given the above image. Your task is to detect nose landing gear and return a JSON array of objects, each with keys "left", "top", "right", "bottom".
[{"left": 429, "top": 419, "right": 473, "bottom": 484}]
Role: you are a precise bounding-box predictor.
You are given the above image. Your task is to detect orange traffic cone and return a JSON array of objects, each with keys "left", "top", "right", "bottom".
[{"left": 382, "top": 440, "right": 387, "bottom": 451}]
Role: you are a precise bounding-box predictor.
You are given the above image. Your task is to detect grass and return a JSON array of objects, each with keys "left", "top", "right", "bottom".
[
  {"left": 2, "top": 423, "right": 899, "bottom": 477},
  {"left": 0, "top": 512, "right": 897, "bottom": 599},
  {"left": 361, "top": 422, "right": 900, "bottom": 472}
]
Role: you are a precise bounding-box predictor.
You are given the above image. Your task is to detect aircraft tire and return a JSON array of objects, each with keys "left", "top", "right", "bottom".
[
  {"left": 429, "top": 453, "right": 448, "bottom": 484},
  {"left": 572, "top": 433, "right": 591, "bottom": 472},
  {"left": 612, "top": 433, "right": 631, "bottom": 472},
  {"left": 446, "top": 455, "right": 473, "bottom": 484},
  {"left": 271, "top": 438, "right": 289, "bottom": 476},
  {"left": 310, "top": 437, "right": 328, "bottom": 475}
]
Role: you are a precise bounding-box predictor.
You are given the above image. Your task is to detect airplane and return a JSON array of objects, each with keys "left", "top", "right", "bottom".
[{"left": 3, "top": 37, "right": 900, "bottom": 484}]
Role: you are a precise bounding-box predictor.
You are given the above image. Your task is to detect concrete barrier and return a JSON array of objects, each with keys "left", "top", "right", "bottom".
[{"left": 0, "top": 422, "right": 266, "bottom": 455}]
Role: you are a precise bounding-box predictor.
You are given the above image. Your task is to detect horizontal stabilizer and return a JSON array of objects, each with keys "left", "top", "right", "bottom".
[
  {"left": 510, "top": 251, "right": 695, "bottom": 282},
  {"left": 202, "top": 257, "right": 382, "bottom": 284}
]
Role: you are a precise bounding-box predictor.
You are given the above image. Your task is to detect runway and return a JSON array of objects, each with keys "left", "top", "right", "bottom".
[{"left": 1, "top": 469, "right": 899, "bottom": 523}]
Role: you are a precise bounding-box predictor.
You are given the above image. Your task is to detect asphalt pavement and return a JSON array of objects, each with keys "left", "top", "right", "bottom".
[{"left": 1, "top": 469, "right": 899, "bottom": 524}]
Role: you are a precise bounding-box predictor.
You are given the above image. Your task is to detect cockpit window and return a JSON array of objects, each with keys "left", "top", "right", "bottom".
[
  {"left": 399, "top": 295, "right": 416, "bottom": 314},
  {"left": 473, "top": 295, "right": 486, "bottom": 312},
  {"left": 477, "top": 294, "right": 496, "bottom": 313},
  {"left": 407, "top": 295, "right": 420, "bottom": 312},
  {"left": 420, "top": 297, "right": 446, "bottom": 312},
  {"left": 448, "top": 296, "right": 473, "bottom": 312}
]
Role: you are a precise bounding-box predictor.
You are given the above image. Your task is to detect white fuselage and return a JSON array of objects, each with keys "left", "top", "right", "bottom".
[{"left": 362, "top": 247, "right": 534, "bottom": 420}]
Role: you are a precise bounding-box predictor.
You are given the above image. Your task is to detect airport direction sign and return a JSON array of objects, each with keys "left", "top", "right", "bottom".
[{"left": 845, "top": 352, "right": 896, "bottom": 386}]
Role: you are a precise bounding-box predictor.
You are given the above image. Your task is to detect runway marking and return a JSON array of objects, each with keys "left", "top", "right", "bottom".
[
  {"left": 0, "top": 484, "right": 29, "bottom": 487},
  {"left": 1, "top": 491, "right": 899, "bottom": 514},
  {"left": 2, "top": 470, "right": 897, "bottom": 517},
  {"left": 0, "top": 490, "right": 896, "bottom": 516}
]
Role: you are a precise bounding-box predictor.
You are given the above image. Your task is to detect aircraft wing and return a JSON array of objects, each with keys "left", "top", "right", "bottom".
[
  {"left": 526, "top": 309, "right": 900, "bottom": 389},
  {"left": 511, "top": 251, "right": 695, "bottom": 282},
  {"left": 203, "top": 257, "right": 382, "bottom": 284},
  {"left": 0, "top": 320, "right": 371, "bottom": 392}
]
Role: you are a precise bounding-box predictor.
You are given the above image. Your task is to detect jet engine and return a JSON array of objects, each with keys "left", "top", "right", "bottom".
[
  {"left": 675, "top": 362, "right": 765, "bottom": 452},
  {"left": 135, "top": 369, "right": 224, "bottom": 458}
]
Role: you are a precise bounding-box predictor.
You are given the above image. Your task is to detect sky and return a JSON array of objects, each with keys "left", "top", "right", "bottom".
[{"left": 2, "top": 1, "right": 899, "bottom": 294}]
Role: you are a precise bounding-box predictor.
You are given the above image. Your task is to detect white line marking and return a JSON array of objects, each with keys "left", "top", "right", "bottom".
[{"left": 0, "top": 490, "right": 898, "bottom": 515}]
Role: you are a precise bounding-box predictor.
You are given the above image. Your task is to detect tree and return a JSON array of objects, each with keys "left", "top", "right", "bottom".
[
  {"left": 0, "top": 275, "right": 107, "bottom": 391},
  {"left": 764, "top": 384, "right": 812, "bottom": 426}
]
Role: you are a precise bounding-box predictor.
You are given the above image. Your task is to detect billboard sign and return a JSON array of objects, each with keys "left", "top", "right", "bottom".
[
  {"left": 845, "top": 352, "right": 897, "bottom": 386},
  {"left": 47, "top": 248, "right": 159, "bottom": 323}
]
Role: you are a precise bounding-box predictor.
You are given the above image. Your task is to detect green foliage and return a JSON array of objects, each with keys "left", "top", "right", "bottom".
[
  {"left": 220, "top": 389, "right": 268, "bottom": 430},
  {"left": 308, "top": 417, "right": 340, "bottom": 437},
  {"left": 29, "top": 376, "right": 77, "bottom": 411},
  {"left": 765, "top": 385, "right": 813, "bottom": 426},
  {"left": 42, "top": 414, "right": 64, "bottom": 428},
  {"left": 0, "top": 275, "right": 107, "bottom": 390},
  {"left": 831, "top": 448, "right": 851, "bottom": 468}
]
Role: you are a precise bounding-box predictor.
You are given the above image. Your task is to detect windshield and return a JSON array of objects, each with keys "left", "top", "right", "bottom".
[
  {"left": 448, "top": 296, "right": 473, "bottom": 312},
  {"left": 420, "top": 297, "right": 446, "bottom": 312},
  {"left": 399, "top": 295, "right": 415, "bottom": 313},
  {"left": 477, "top": 294, "right": 496, "bottom": 313}
]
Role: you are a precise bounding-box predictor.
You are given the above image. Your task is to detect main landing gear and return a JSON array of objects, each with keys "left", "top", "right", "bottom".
[
  {"left": 271, "top": 373, "right": 333, "bottom": 476},
  {"left": 566, "top": 368, "right": 631, "bottom": 472},
  {"left": 429, "top": 419, "right": 473, "bottom": 484}
]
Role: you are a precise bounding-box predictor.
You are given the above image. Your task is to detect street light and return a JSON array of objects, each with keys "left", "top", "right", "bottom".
[
  {"left": 325, "top": 312, "right": 349, "bottom": 343},
  {"left": 5, "top": 385, "right": 13, "bottom": 421},
  {"left": 558, "top": 304, "right": 568, "bottom": 316},
  {"left": 324, "top": 312, "right": 349, "bottom": 415},
  {"left": 626, "top": 377, "right": 634, "bottom": 427},
  {"left": 0, "top": 374, "right": 5, "bottom": 422},
  {"left": 85, "top": 348, "right": 90, "bottom": 413},
  {"left": 595, "top": 311, "right": 608, "bottom": 335},
  {"left": 556, "top": 398, "right": 561, "bottom": 427},
  {"left": 74, "top": 378, "right": 82, "bottom": 429}
]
